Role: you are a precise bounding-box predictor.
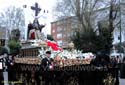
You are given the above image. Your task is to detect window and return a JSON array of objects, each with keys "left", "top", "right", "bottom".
[
  {"left": 63, "top": 34, "right": 66, "bottom": 38},
  {"left": 57, "top": 27, "right": 62, "bottom": 32},
  {"left": 70, "top": 31, "right": 75, "bottom": 36},
  {"left": 57, "top": 40, "right": 62, "bottom": 46},
  {"left": 57, "top": 21, "right": 61, "bottom": 25},
  {"left": 67, "top": 33, "right": 71, "bottom": 37},
  {"left": 57, "top": 33, "right": 62, "bottom": 39}
]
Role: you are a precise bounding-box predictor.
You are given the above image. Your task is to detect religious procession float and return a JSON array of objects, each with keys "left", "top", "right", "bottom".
[{"left": 0, "top": 2, "right": 119, "bottom": 85}]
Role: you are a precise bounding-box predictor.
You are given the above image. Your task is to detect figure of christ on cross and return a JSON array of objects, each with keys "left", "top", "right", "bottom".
[{"left": 31, "top": 2, "right": 41, "bottom": 17}]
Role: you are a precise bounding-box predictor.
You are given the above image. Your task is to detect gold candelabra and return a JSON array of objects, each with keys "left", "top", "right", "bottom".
[{"left": 103, "top": 73, "right": 116, "bottom": 85}]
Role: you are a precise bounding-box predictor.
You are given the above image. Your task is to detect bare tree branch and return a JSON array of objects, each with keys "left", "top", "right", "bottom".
[{"left": 0, "top": 6, "right": 25, "bottom": 30}]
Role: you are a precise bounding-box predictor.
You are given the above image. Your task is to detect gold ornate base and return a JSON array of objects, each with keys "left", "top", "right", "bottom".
[{"left": 103, "top": 73, "right": 116, "bottom": 85}]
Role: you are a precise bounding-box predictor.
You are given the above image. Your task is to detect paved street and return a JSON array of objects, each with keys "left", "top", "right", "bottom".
[{"left": 120, "top": 78, "right": 125, "bottom": 85}]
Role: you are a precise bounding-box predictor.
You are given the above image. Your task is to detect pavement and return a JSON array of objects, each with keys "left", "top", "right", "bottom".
[{"left": 119, "top": 78, "right": 125, "bottom": 85}]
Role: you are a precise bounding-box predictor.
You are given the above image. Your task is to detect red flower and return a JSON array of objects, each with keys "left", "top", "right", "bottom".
[{"left": 46, "top": 40, "right": 63, "bottom": 51}]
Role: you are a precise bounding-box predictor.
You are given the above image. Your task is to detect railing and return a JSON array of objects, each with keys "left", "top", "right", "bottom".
[{"left": 19, "top": 47, "right": 40, "bottom": 57}]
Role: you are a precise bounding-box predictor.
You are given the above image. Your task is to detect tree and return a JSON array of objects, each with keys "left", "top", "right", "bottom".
[
  {"left": 55, "top": 0, "right": 105, "bottom": 31},
  {"left": 0, "top": 46, "right": 9, "bottom": 55},
  {"left": 8, "top": 40, "right": 21, "bottom": 56},
  {"left": 0, "top": 6, "right": 25, "bottom": 30},
  {"left": 55, "top": 0, "right": 118, "bottom": 54},
  {"left": 47, "top": 34, "right": 55, "bottom": 41},
  {"left": 71, "top": 28, "right": 98, "bottom": 53},
  {"left": 8, "top": 29, "right": 21, "bottom": 56},
  {"left": 10, "top": 29, "right": 20, "bottom": 41},
  {"left": 97, "top": 21, "right": 114, "bottom": 54}
]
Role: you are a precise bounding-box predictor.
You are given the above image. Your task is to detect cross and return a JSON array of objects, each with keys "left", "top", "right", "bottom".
[{"left": 31, "top": 2, "right": 41, "bottom": 17}]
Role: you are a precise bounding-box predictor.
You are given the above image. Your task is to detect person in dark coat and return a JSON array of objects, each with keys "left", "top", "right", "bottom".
[{"left": 41, "top": 51, "right": 54, "bottom": 85}]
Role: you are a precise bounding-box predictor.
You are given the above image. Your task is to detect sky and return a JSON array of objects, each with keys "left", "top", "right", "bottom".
[{"left": 0, "top": 0, "right": 57, "bottom": 36}]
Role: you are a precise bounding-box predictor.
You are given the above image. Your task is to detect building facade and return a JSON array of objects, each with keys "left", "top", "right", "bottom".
[{"left": 51, "top": 17, "right": 79, "bottom": 48}]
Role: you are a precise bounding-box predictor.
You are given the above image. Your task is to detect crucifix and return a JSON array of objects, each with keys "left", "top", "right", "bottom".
[
  {"left": 31, "top": 2, "right": 41, "bottom": 17},
  {"left": 28, "top": 2, "right": 45, "bottom": 40}
]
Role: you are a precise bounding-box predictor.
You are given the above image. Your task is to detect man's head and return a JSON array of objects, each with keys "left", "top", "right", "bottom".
[{"left": 46, "top": 51, "right": 51, "bottom": 58}]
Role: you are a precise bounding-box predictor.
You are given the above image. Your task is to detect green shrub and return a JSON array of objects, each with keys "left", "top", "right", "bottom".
[
  {"left": 8, "top": 40, "right": 21, "bottom": 55},
  {"left": 0, "top": 46, "right": 9, "bottom": 55}
]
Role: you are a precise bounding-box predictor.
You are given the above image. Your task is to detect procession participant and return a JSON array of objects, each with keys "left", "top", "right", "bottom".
[
  {"left": 123, "top": 56, "right": 125, "bottom": 63},
  {"left": 41, "top": 51, "right": 54, "bottom": 85},
  {"left": 41, "top": 51, "right": 54, "bottom": 69}
]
